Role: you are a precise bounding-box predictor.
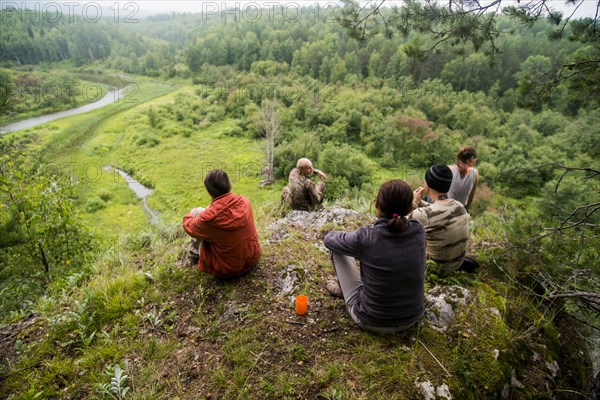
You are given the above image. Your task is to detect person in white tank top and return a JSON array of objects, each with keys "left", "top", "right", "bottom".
[{"left": 448, "top": 146, "right": 479, "bottom": 209}]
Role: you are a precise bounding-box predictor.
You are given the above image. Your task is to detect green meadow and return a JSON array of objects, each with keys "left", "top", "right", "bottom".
[{"left": 26, "top": 81, "right": 415, "bottom": 237}]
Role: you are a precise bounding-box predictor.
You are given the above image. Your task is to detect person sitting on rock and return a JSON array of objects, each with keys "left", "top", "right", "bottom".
[
  {"left": 323, "top": 179, "right": 426, "bottom": 334},
  {"left": 182, "top": 169, "right": 261, "bottom": 278},
  {"left": 281, "top": 158, "right": 328, "bottom": 211},
  {"left": 412, "top": 165, "right": 478, "bottom": 277}
]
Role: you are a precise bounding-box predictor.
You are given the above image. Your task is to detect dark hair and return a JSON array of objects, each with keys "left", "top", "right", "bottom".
[
  {"left": 457, "top": 146, "right": 478, "bottom": 163},
  {"left": 375, "top": 180, "right": 413, "bottom": 231},
  {"left": 204, "top": 169, "right": 232, "bottom": 198}
]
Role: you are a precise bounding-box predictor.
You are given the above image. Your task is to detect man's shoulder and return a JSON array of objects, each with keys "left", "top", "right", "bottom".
[
  {"left": 447, "top": 198, "right": 468, "bottom": 211},
  {"left": 442, "top": 200, "right": 469, "bottom": 224},
  {"left": 418, "top": 201, "right": 458, "bottom": 223},
  {"left": 412, "top": 206, "right": 432, "bottom": 223},
  {"left": 288, "top": 168, "right": 305, "bottom": 181}
]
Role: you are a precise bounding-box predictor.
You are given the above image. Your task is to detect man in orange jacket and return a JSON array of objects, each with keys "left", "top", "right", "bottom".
[{"left": 182, "top": 169, "right": 261, "bottom": 278}]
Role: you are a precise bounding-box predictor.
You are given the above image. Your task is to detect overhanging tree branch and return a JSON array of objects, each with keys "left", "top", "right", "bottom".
[{"left": 338, "top": 0, "right": 600, "bottom": 101}]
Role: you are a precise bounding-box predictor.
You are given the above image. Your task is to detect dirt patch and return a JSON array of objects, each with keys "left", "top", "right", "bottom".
[{"left": 0, "top": 314, "right": 48, "bottom": 369}]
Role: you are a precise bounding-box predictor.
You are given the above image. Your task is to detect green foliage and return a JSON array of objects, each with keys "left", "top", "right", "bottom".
[
  {"left": 0, "top": 7, "right": 597, "bottom": 399},
  {"left": 323, "top": 176, "right": 351, "bottom": 201},
  {"left": 446, "top": 102, "right": 499, "bottom": 138},
  {"left": 338, "top": 0, "right": 597, "bottom": 106},
  {"left": 223, "top": 125, "right": 244, "bottom": 137},
  {"left": 319, "top": 143, "right": 375, "bottom": 189},
  {"left": 0, "top": 70, "right": 13, "bottom": 110},
  {"left": 147, "top": 107, "right": 158, "bottom": 128},
  {"left": 93, "top": 363, "right": 130, "bottom": 400},
  {"left": 85, "top": 196, "right": 107, "bottom": 213},
  {"left": 250, "top": 60, "right": 289, "bottom": 76},
  {"left": 531, "top": 109, "right": 567, "bottom": 136},
  {"left": 273, "top": 133, "right": 321, "bottom": 180},
  {"left": 134, "top": 134, "right": 160, "bottom": 148},
  {"left": 441, "top": 53, "right": 496, "bottom": 92},
  {"left": 0, "top": 140, "right": 90, "bottom": 268},
  {"left": 19, "top": 387, "right": 44, "bottom": 400},
  {"left": 0, "top": 9, "right": 109, "bottom": 65},
  {"left": 0, "top": 69, "right": 110, "bottom": 125},
  {"left": 0, "top": 137, "right": 96, "bottom": 320},
  {"left": 515, "top": 55, "right": 554, "bottom": 110}
]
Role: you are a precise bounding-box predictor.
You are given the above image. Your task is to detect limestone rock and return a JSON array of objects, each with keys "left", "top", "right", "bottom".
[{"left": 424, "top": 285, "right": 470, "bottom": 331}]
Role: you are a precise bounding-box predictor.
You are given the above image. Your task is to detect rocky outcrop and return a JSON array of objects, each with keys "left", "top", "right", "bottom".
[
  {"left": 267, "top": 206, "right": 369, "bottom": 241},
  {"left": 265, "top": 207, "right": 594, "bottom": 399},
  {"left": 424, "top": 285, "right": 470, "bottom": 332}
]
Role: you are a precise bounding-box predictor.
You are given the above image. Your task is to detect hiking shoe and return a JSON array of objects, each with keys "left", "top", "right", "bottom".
[
  {"left": 187, "top": 254, "right": 199, "bottom": 267},
  {"left": 459, "top": 256, "right": 480, "bottom": 273},
  {"left": 326, "top": 279, "right": 343, "bottom": 298}
]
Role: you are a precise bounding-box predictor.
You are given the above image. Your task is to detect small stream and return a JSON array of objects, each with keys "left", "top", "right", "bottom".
[
  {"left": 104, "top": 166, "right": 160, "bottom": 225},
  {"left": 0, "top": 87, "right": 125, "bottom": 135}
]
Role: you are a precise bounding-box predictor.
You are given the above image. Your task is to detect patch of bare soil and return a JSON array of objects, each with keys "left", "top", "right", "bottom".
[{"left": 0, "top": 314, "right": 48, "bottom": 369}]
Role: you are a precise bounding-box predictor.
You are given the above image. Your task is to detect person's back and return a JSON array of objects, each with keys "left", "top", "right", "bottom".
[
  {"left": 412, "top": 165, "right": 470, "bottom": 276},
  {"left": 412, "top": 199, "right": 469, "bottom": 275},
  {"left": 448, "top": 165, "right": 476, "bottom": 206},
  {"left": 183, "top": 192, "right": 261, "bottom": 277},
  {"left": 285, "top": 167, "right": 314, "bottom": 211},
  {"left": 326, "top": 219, "right": 426, "bottom": 327},
  {"left": 324, "top": 179, "right": 426, "bottom": 334},
  {"left": 182, "top": 169, "right": 261, "bottom": 278},
  {"left": 448, "top": 146, "right": 479, "bottom": 208}
]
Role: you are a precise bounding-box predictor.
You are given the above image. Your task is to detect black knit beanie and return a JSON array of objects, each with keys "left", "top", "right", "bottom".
[{"left": 425, "top": 165, "right": 453, "bottom": 193}]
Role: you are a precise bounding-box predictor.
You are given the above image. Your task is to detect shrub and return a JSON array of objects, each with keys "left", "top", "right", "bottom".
[
  {"left": 323, "top": 176, "right": 350, "bottom": 200},
  {"left": 224, "top": 126, "right": 244, "bottom": 137},
  {"left": 135, "top": 135, "right": 160, "bottom": 147},
  {"left": 318, "top": 143, "right": 374, "bottom": 188},
  {"left": 273, "top": 133, "right": 321, "bottom": 180},
  {"left": 97, "top": 189, "right": 112, "bottom": 202},
  {"left": 85, "top": 197, "right": 107, "bottom": 213}
]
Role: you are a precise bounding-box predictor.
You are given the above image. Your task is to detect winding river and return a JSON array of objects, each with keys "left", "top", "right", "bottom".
[
  {"left": 103, "top": 167, "right": 160, "bottom": 225},
  {"left": 0, "top": 87, "right": 125, "bottom": 135},
  {"left": 0, "top": 86, "right": 160, "bottom": 224}
]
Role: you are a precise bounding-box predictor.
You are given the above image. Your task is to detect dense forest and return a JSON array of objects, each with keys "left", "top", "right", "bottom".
[{"left": 0, "top": 1, "right": 599, "bottom": 399}]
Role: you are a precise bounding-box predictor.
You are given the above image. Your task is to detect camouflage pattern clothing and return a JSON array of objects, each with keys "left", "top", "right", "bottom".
[
  {"left": 281, "top": 167, "right": 325, "bottom": 211},
  {"left": 411, "top": 198, "right": 470, "bottom": 276}
]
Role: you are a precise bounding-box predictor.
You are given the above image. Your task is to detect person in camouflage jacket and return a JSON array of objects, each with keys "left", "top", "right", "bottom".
[
  {"left": 412, "top": 165, "right": 471, "bottom": 277},
  {"left": 281, "top": 158, "right": 328, "bottom": 211}
]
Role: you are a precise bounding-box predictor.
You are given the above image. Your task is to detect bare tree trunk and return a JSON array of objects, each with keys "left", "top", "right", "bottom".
[
  {"left": 39, "top": 243, "right": 50, "bottom": 282},
  {"left": 261, "top": 99, "right": 280, "bottom": 186}
]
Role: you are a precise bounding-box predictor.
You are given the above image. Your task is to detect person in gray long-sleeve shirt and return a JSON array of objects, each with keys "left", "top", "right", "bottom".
[{"left": 324, "top": 180, "right": 426, "bottom": 334}]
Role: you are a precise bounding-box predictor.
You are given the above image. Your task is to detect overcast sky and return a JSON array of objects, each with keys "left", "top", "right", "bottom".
[
  {"left": 1, "top": 1, "right": 597, "bottom": 19},
  {"left": 130, "top": 0, "right": 598, "bottom": 18}
]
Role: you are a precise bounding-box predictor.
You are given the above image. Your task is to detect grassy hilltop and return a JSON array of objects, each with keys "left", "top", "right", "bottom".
[
  {"left": 0, "top": 75, "right": 595, "bottom": 399},
  {"left": 3, "top": 207, "right": 588, "bottom": 399},
  {"left": 1, "top": 3, "right": 599, "bottom": 397}
]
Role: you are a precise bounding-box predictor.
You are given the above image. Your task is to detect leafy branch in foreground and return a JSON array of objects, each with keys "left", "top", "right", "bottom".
[
  {"left": 0, "top": 137, "right": 93, "bottom": 280},
  {"left": 494, "top": 163, "right": 600, "bottom": 329},
  {"left": 339, "top": 0, "right": 503, "bottom": 57},
  {"left": 337, "top": 0, "right": 600, "bottom": 103}
]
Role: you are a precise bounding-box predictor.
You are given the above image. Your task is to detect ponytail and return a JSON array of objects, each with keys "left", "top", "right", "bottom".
[
  {"left": 376, "top": 180, "right": 413, "bottom": 232},
  {"left": 386, "top": 213, "right": 407, "bottom": 231}
]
